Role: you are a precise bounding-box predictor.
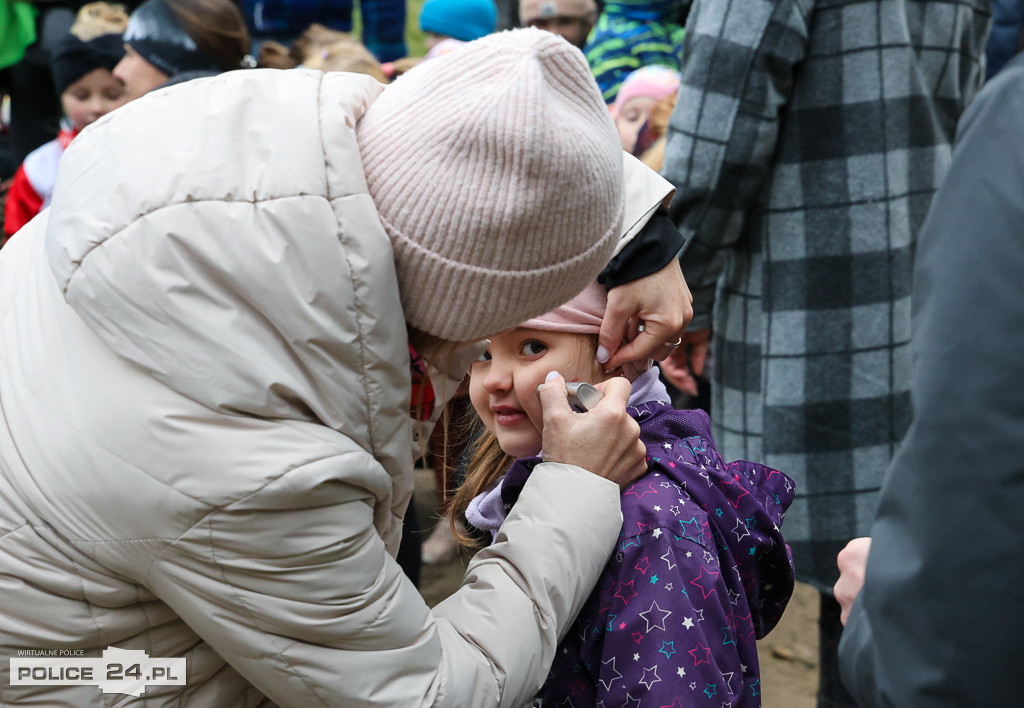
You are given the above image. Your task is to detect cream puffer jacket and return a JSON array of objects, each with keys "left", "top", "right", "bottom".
[{"left": 0, "top": 69, "right": 673, "bottom": 707}]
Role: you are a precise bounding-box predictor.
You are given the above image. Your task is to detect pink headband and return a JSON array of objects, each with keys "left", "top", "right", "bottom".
[{"left": 520, "top": 281, "right": 651, "bottom": 380}]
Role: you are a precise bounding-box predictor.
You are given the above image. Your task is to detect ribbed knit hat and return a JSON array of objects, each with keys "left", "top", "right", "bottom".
[
  {"left": 357, "top": 28, "right": 625, "bottom": 342},
  {"left": 419, "top": 0, "right": 497, "bottom": 42},
  {"left": 50, "top": 32, "right": 125, "bottom": 95}
]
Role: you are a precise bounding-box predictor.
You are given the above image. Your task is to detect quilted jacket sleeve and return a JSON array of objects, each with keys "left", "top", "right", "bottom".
[
  {"left": 660, "top": 0, "right": 813, "bottom": 328},
  {"left": 144, "top": 456, "right": 622, "bottom": 708}
]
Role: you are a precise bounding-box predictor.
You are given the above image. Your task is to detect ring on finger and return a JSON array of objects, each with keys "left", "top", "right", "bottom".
[{"left": 665, "top": 337, "right": 683, "bottom": 349}]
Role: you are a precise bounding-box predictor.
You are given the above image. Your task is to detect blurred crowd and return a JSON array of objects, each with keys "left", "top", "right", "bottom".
[
  {"left": 0, "top": 0, "right": 688, "bottom": 242},
  {"left": 1, "top": 0, "right": 1023, "bottom": 705}
]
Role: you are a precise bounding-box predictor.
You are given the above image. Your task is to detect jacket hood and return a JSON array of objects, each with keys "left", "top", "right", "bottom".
[{"left": 639, "top": 405, "right": 795, "bottom": 635}]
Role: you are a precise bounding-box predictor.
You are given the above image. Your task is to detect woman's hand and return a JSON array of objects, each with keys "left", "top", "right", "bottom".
[
  {"left": 835, "top": 537, "right": 872, "bottom": 625},
  {"left": 537, "top": 372, "right": 647, "bottom": 488},
  {"left": 599, "top": 258, "right": 693, "bottom": 372}
]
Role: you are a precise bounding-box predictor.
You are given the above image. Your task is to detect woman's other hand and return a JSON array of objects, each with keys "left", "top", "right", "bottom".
[{"left": 598, "top": 258, "right": 693, "bottom": 371}]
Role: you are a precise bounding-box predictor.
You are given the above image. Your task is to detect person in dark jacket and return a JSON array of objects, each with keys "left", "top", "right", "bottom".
[
  {"left": 835, "top": 53, "right": 1024, "bottom": 707},
  {"left": 240, "top": 0, "right": 406, "bottom": 61},
  {"left": 659, "top": 2, "right": 991, "bottom": 704}
]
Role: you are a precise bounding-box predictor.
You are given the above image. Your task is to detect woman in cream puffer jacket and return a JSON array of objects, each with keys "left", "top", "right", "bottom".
[{"left": 0, "top": 30, "right": 684, "bottom": 708}]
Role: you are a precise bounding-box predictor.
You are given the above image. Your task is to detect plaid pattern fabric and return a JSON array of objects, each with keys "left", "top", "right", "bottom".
[{"left": 661, "top": 0, "right": 991, "bottom": 589}]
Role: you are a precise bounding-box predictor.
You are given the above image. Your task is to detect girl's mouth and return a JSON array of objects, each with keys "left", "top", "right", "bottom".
[{"left": 491, "top": 406, "right": 528, "bottom": 426}]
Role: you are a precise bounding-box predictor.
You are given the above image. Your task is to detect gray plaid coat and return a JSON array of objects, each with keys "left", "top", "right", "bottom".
[{"left": 661, "top": 0, "right": 991, "bottom": 589}]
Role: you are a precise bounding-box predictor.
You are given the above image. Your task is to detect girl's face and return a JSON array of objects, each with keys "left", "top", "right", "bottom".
[
  {"left": 469, "top": 328, "right": 605, "bottom": 459},
  {"left": 615, "top": 95, "right": 658, "bottom": 152},
  {"left": 112, "top": 45, "right": 170, "bottom": 101},
  {"left": 61, "top": 68, "right": 129, "bottom": 132}
]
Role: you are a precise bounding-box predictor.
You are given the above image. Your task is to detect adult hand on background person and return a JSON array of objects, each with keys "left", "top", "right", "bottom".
[
  {"left": 659, "top": 350, "right": 699, "bottom": 396},
  {"left": 538, "top": 372, "right": 647, "bottom": 488},
  {"left": 835, "top": 537, "right": 872, "bottom": 625},
  {"left": 599, "top": 258, "right": 693, "bottom": 371},
  {"left": 680, "top": 328, "right": 710, "bottom": 377}
]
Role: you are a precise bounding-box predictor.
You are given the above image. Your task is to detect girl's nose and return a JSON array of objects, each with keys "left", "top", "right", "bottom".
[{"left": 482, "top": 359, "right": 512, "bottom": 394}]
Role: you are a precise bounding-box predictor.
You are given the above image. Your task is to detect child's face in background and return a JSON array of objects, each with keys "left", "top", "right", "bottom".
[
  {"left": 615, "top": 95, "right": 659, "bottom": 153},
  {"left": 61, "top": 68, "right": 129, "bottom": 132},
  {"left": 113, "top": 45, "right": 170, "bottom": 101},
  {"left": 526, "top": 18, "right": 591, "bottom": 49},
  {"left": 469, "top": 328, "right": 605, "bottom": 458}
]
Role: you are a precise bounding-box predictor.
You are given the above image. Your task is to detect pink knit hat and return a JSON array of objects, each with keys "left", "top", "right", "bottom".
[
  {"left": 610, "top": 65, "right": 682, "bottom": 121},
  {"left": 356, "top": 28, "right": 624, "bottom": 342},
  {"left": 521, "top": 280, "right": 652, "bottom": 380}
]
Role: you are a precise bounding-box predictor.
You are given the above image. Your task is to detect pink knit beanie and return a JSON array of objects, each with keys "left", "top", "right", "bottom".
[
  {"left": 521, "top": 280, "right": 652, "bottom": 380},
  {"left": 356, "top": 28, "right": 625, "bottom": 342},
  {"left": 610, "top": 65, "right": 682, "bottom": 121}
]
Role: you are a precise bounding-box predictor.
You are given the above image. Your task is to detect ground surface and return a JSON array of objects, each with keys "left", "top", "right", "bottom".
[{"left": 412, "top": 468, "right": 820, "bottom": 707}]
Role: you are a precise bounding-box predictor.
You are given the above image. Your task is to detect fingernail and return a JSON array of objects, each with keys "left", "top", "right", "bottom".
[
  {"left": 596, "top": 346, "right": 610, "bottom": 363},
  {"left": 545, "top": 370, "right": 560, "bottom": 382}
]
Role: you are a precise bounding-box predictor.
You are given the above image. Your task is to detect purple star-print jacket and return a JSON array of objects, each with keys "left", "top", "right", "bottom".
[{"left": 472, "top": 399, "right": 795, "bottom": 707}]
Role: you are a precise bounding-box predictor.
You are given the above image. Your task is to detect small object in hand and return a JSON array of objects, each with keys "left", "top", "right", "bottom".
[{"left": 565, "top": 382, "right": 603, "bottom": 412}]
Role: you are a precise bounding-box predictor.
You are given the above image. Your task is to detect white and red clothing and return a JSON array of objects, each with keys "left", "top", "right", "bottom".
[{"left": 3, "top": 128, "right": 77, "bottom": 240}]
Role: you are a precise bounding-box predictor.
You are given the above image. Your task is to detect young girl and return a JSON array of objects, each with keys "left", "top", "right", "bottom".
[
  {"left": 3, "top": 2, "right": 128, "bottom": 240},
  {"left": 611, "top": 64, "right": 681, "bottom": 155},
  {"left": 451, "top": 281, "right": 796, "bottom": 707}
]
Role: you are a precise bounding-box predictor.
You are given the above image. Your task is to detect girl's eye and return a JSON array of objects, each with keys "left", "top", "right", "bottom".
[
  {"left": 476, "top": 349, "right": 491, "bottom": 362},
  {"left": 521, "top": 340, "right": 547, "bottom": 357}
]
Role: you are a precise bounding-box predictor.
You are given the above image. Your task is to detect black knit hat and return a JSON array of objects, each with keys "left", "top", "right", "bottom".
[
  {"left": 122, "top": 0, "right": 225, "bottom": 77},
  {"left": 50, "top": 33, "right": 125, "bottom": 95}
]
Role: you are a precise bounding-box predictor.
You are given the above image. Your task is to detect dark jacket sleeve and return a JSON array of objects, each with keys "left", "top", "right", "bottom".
[
  {"left": 985, "top": 0, "right": 1024, "bottom": 79},
  {"left": 360, "top": 0, "right": 407, "bottom": 61},
  {"left": 599, "top": 208, "right": 684, "bottom": 288},
  {"left": 839, "top": 55, "right": 1024, "bottom": 707}
]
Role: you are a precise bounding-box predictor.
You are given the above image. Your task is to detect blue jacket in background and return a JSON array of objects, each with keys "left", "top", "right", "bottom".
[
  {"left": 986, "top": 0, "right": 1024, "bottom": 78},
  {"left": 243, "top": 0, "right": 407, "bottom": 61}
]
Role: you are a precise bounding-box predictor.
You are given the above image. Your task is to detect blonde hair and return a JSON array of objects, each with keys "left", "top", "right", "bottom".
[
  {"left": 290, "top": 23, "right": 356, "bottom": 65},
  {"left": 639, "top": 92, "right": 677, "bottom": 172},
  {"left": 70, "top": 2, "right": 129, "bottom": 40},
  {"left": 447, "top": 426, "right": 513, "bottom": 545},
  {"left": 256, "top": 41, "right": 296, "bottom": 69},
  {"left": 303, "top": 39, "right": 388, "bottom": 83}
]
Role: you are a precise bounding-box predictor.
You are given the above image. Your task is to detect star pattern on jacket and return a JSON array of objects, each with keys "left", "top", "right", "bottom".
[{"left": 524, "top": 404, "right": 796, "bottom": 707}]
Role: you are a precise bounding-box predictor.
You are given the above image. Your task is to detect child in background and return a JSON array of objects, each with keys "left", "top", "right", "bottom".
[
  {"left": 301, "top": 37, "right": 388, "bottom": 82},
  {"left": 255, "top": 23, "right": 364, "bottom": 70},
  {"left": 518, "top": 0, "right": 597, "bottom": 49},
  {"left": 3, "top": 2, "right": 128, "bottom": 240},
  {"left": 611, "top": 64, "right": 681, "bottom": 154},
  {"left": 584, "top": 0, "right": 686, "bottom": 103},
  {"left": 450, "top": 281, "right": 795, "bottom": 706},
  {"left": 418, "top": 0, "right": 497, "bottom": 56}
]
